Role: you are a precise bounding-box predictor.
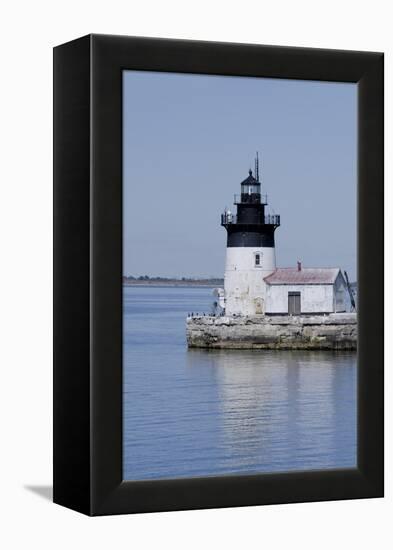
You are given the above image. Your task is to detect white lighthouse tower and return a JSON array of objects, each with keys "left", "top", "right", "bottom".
[{"left": 221, "top": 154, "right": 280, "bottom": 315}]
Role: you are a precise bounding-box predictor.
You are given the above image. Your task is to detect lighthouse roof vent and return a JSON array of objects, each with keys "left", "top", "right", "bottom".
[{"left": 240, "top": 170, "right": 259, "bottom": 186}]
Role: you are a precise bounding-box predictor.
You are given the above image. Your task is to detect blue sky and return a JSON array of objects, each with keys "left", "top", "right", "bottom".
[{"left": 123, "top": 71, "right": 357, "bottom": 280}]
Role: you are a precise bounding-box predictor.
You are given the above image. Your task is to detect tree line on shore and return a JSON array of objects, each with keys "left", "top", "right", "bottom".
[{"left": 123, "top": 275, "right": 223, "bottom": 283}]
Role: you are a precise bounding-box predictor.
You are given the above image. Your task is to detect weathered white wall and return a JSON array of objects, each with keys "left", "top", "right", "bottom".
[
  {"left": 224, "top": 247, "right": 276, "bottom": 315},
  {"left": 265, "top": 284, "right": 334, "bottom": 314}
]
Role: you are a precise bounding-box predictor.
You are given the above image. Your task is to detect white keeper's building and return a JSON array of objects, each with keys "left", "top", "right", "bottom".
[
  {"left": 264, "top": 267, "right": 348, "bottom": 315},
  {"left": 219, "top": 156, "right": 352, "bottom": 316}
]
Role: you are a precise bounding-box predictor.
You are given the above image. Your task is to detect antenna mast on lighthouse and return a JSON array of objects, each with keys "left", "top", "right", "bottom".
[{"left": 255, "top": 151, "right": 260, "bottom": 183}]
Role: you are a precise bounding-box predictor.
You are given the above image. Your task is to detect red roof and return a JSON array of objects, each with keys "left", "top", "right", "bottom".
[{"left": 264, "top": 268, "right": 341, "bottom": 285}]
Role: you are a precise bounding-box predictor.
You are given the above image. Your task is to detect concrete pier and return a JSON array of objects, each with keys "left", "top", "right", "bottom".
[{"left": 186, "top": 313, "right": 357, "bottom": 350}]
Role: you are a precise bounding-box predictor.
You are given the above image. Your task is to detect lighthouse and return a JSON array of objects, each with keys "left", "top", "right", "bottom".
[{"left": 220, "top": 154, "right": 280, "bottom": 315}]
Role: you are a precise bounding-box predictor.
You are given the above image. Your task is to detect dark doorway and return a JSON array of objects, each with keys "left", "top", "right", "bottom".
[{"left": 288, "top": 292, "right": 301, "bottom": 315}]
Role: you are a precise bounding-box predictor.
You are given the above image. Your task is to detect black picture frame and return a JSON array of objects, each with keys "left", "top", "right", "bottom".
[{"left": 53, "top": 34, "right": 384, "bottom": 516}]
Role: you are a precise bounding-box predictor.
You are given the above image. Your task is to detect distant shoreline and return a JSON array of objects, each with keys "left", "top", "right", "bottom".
[{"left": 123, "top": 278, "right": 223, "bottom": 288}]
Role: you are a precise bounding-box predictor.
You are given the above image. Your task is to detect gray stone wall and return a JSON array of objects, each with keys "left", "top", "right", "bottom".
[{"left": 186, "top": 313, "right": 357, "bottom": 350}]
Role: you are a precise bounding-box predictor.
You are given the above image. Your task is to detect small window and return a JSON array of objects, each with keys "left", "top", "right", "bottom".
[{"left": 255, "top": 254, "right": 260, "bottom": 266}]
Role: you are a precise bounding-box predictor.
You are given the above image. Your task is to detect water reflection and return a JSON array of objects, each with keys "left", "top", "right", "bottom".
[{"left": 187, "top": 350, "right": 357, "bottom": 474}]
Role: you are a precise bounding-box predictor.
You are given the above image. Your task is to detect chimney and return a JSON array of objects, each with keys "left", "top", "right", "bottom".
[{"left": 297, "top": 260, "right": 302, "bottom": 272}]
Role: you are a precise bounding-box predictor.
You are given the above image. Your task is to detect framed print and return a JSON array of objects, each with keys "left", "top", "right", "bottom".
[{"left": 53, "top": 34, "right": 383, "bottom": 515}]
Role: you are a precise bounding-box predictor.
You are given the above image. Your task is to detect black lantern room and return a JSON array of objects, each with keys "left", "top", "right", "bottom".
[{"left": 221, "top": 154, "right": 280, "bottom": 247}]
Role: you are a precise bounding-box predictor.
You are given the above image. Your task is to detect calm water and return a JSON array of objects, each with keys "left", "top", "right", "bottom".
[{"left": 123, "top": 286, "right": 357, "bottom": 481}]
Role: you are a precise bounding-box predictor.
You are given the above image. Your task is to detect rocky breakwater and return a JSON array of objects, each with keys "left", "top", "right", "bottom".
[{"left": 186, "top": 313, "right": 357, "bottom": 350}]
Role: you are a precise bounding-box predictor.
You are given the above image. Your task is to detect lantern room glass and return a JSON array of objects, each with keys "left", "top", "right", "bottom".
[{"left": 241, "top": 184, "right": 260, "bottom": 195}]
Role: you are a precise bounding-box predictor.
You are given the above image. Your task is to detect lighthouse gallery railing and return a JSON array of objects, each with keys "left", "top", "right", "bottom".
[{"left": 221, "top": 213, "right": 280, "bottom": 226}]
